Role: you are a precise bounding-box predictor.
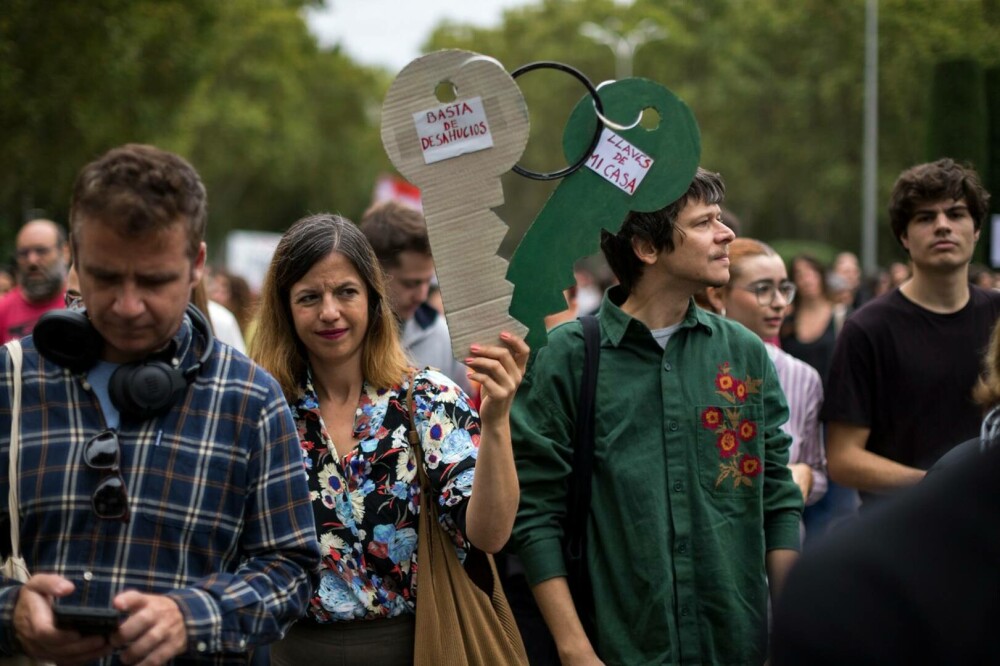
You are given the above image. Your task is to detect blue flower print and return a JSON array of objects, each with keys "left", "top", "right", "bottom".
[
  {"left": 373, "top": 524, "right": 418, "bottom": 564},
  {"left": 453, "top": 469, "right": 475, "bottom": 495},
  {"left": 295, "top": 369, "right": 478, "bottom": 622},
  {"left": 355, "top": 401, "right": 388, "bottom": 439},
  {"left": 335, "top": 492, "right": 357, "bottom": 532},
  {"left": 317, "top": 571, "right": 364, "bottom": 620},
  {"left": 440, "top": 428, "right": 477, "bottom": 464},
  {"left": 390, "top": 481, "right": 412, "bottom": 501}
]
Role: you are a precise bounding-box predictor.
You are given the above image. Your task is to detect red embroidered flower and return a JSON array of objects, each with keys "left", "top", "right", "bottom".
[
  {"left": 739, "top": 454, "right": 763, "bottom": 477},
  {"left": 716, "top": 430, "right": 740, "bottom": 458},
  {"left": 716, "top": 372, "right": 734, "bottom": 391},
  {"left": 701, "top": 407, "right": 724, "bottom": 430},
  {"left": 734, "top": 380, "right": 748, "bottom": 402},
  {"left": 738, "top": 419, "right": 757, "bottom": 441}
]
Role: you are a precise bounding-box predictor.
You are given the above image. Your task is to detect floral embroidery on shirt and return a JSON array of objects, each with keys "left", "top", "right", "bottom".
[{"left": 702, "top": 362, "right": 764, "bottom": 488}]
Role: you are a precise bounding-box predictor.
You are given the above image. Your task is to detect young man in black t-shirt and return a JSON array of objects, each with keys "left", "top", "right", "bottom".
[{"left": 822, "top": 158, "right": 1000, "bottom": 504}]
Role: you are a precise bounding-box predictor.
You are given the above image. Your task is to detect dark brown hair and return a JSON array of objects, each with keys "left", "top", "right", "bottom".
[
  {"left": 248, "top": 213, "right": 409, "bottom": 400},
  {"left": 600, "top": 167, "right": 726, "bottom": 294},
  {"left": 888, "top": 158, "right": 991, "bottom": 247},
  {"left": 359, "top": 200, "right": 431, "bottom": 268},
  {"left": 70, "top": 144, "right": 207, "bottom": 259}
]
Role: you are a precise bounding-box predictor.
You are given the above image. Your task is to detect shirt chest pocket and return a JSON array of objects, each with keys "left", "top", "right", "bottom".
[
  {"left": 137, "top": 441, "right": 246, "bottom": 533},
  {"left": 695, "top": 403, "right": 765, "bottom": 498}
]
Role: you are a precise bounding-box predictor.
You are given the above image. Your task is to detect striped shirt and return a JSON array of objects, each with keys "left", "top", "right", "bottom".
[
  {"left": 767, "top": 343, "right": 828, "bottom": 505},
  {"left": 0, "top": 317, "right": 320, "bottom": 664}
]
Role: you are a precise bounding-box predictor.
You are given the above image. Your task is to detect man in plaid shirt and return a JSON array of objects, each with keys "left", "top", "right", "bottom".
[{"left": 0, "top": 144, "right": 320, "bottom": 664}]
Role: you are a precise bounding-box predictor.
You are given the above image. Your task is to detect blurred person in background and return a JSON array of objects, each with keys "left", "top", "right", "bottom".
[
  {"left": 0, "top": 218, "right": 69, "bottom": 342},
  {"left": 832, "top": 250, "right": 866, "bottom": 308},
  {"left": 192, "top": 281, "right": 246, "bottom": 353},
  {"left": 359, "top": 200, "right": 472, "bottom": 395},
  {"left": 208, "top": 267, "right": 255, "bottom": 338},
  {"left": 969, "top": 263, "right": 995, "bottom": 290},
  {"left": 888, "top": 260, "right": 911, "bottom": 288},
  {"left": 780, "top": 254, "right": 838, "bottom": 382},
  {"left": 0, "top": 266, "right": 14, "bottom": 296}
]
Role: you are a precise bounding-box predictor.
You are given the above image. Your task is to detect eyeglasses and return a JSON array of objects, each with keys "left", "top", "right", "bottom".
[
  {"left": 83, "top": 430, "right": 130, "bottom": 522},
  {"left": 739, "top": 281, "right": 797, "bottom": 306},
  {"left": 15, "top": 245, "right": 58, "bottom": 260}
]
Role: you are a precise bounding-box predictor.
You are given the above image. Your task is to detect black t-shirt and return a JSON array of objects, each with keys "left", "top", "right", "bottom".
[
  {"left": 822, "top": 285, "right": 1000, "bottom": 474},
  {"left": 780, "top": 312, "right": 837, "bottom": 384}
]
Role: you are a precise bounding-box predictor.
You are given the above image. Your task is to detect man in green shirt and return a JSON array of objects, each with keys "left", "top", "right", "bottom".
[{"left": 510, "top": 168, "right": 803, "bottom": 665}]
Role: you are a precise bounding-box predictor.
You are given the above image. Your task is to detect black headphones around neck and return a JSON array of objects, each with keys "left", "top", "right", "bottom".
[{"left": 33, "top": 303, "right": 214, "bottom": 422}]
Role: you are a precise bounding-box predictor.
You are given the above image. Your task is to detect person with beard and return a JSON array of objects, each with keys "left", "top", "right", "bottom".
[{"left": 0, "top": 218, "right": 70, "bottom": 342}]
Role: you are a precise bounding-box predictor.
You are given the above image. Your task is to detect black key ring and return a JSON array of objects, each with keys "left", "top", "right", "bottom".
[{"left": 509, "top": 61, "right": 605, "bottom": 181}]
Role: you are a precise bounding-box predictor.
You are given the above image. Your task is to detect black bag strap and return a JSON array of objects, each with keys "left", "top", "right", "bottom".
[{"left": 564, "top": 314, "right": 600, "bottom": 639}]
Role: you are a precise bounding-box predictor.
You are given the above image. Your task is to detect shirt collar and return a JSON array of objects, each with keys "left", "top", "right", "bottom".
[{"left": 599, "top": 286, "right": 714, "bottom": 348}]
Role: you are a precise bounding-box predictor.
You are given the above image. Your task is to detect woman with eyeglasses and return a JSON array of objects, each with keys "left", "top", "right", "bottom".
[
  {"left": 248, "top": 213, "right": 528, "bottom": 664},
  {"left": 706, "top": 238, "right": 827, "bottom": 507}
]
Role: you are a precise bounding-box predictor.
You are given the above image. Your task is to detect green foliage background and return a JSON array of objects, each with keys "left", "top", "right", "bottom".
[
  {"left": 0, "top": 0, "right": 391, "bottom": 261},
  {"left": 3, "top": 0, "right": 999, "bottom": 270}
]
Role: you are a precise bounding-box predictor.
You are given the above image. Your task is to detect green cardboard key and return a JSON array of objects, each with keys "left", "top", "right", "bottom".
[{"left": 507, "top": 77, "right": 701, "bottom": 349}]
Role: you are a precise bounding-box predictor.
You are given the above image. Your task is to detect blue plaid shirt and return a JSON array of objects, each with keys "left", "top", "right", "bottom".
[{"left": 0, "top": 316, "right": 320, "bottom": 664}]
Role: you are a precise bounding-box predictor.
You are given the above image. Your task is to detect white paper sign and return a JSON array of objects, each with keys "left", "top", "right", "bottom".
[
  {"left": 224, "top": 230, "right": 282, "bottom": 293},
  {"left": 585, "top": 128, "right": 654, "bottom": 195},
  {"left": 414, "top": 96, "right": 494, "bottom": 165}
]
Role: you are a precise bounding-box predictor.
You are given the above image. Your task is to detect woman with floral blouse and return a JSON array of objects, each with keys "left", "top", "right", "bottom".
[{"left": 249, "top": 213, "right": 528, "bottom": 664}]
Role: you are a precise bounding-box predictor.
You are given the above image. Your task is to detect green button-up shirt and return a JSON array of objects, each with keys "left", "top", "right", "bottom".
[{"left": 510, "top": 291, "right": 803, "bottom": 666}]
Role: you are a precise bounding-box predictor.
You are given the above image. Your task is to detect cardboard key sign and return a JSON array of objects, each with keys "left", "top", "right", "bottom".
[
  {"left": 506, "top": 77, "right": 701, "bottom": 349},
  {"left": 381, "top": 50, "right": 530, "bottom": 357}
]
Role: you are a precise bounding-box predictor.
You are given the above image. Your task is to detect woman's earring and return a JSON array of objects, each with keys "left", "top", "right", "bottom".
[{"left": 720, "top": 307, "right": 727, "bottom": 317}]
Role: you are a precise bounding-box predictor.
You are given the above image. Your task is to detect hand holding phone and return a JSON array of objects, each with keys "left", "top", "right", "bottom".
[{"left": 53, "top": 604, "right": 123, "bottom": 636}]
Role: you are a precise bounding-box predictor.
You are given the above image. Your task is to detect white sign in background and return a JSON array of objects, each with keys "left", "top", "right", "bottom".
[
  {"left": 224, "top": 230, "right": 282, "bottom": 294},
  {"left": 585, "top": 128, "right": 655, "bottom": 196},
  {"left": 414, "top": 96, "right": 494, "bottom": 165}
]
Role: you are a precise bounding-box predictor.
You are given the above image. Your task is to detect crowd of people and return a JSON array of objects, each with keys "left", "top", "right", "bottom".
[{"left": 0, "top": 141, "right": 995, "bottom": 665}]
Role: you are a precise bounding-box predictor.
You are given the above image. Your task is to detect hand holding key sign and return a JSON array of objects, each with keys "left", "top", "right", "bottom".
[
  {"left": 381, "top": 50, "right": 530, "bottom": 357},
  {"left": 506, "top": 77, "right": 701, "bottom": 349}
]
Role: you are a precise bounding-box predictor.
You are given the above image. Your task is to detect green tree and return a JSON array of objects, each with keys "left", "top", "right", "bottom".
[
  {"left": 167, "top": 3, "right": 390, "bottom": 256},
  {"left": 0, "top": 0, "right": 218, "bottom": 242},
  {"left": 0, "top": 0, "right": 390, "bottom": 266}
]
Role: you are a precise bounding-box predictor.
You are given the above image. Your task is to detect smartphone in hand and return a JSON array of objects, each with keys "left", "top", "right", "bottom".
[{"left": 53, "top": 605, "right": 123, "bottom": 636}]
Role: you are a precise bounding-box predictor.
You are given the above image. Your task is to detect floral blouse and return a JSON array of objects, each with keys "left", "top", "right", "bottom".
[{"left": 294, "top": 367, "right": 480, "bottom": 622}]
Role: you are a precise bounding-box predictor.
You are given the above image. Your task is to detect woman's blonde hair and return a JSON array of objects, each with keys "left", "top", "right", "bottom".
[{"left": 248, "top": 213, "right": 409, "bottom": 402}]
